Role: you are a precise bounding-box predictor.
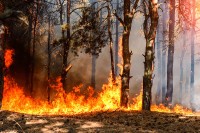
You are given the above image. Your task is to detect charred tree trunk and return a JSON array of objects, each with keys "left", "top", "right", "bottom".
[
  {"left": 119, "top": 0, "right": 139, "bottom": 108},
  {"left": 30, "top": 3, "right": 39, "bottom": 96},
  {"left": 58, "top": 0, "right": 64, "bottom": 26},
  {"left": 26, "top": 13, "right": 33, "bottom": 93},
  {"left": 0, "top": 26, "right": 5, "bottom": 109},
  {"left": 61, "top": 0, "right": 70, "bottom": 90},
  {"left": 120, "top": 0, "right": 132, "bottom": 108},
  {"left": 165, "top": 0, "right": 175, "bottom": 106},
  {"left": 190, "top": 0, "right": 195, "bottom": 109},
  {"left": 90, "top": 0, "right": 98, "bottom": 89},
  {"left": 142, "top": 0, "right": 159, "bottom": 110},
  {"left": 115, "top": 0, "right": 119, "bottom": 76},
  {"left": 107, "top": 1, "right": 116, "bottom": 82},
  {"left": 91, "top": 55, "right": 97, "bottom": 88},
  {"left": 47, "top": 15, "right": 51, "bottom": 102},
  {"left": 121, "top": 31, "right": 131, "bottom": 108}
]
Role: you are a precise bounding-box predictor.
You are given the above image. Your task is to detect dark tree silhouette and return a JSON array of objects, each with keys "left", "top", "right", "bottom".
[{"left": 166, "top": 0, "right": 175, "bottom": 106}]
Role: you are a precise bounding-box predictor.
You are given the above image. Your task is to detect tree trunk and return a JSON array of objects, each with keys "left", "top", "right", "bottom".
[
  {"left": 143, "top": 40, "right": 155, "bottom": 110},
  {"left": 91, "top": 55, "right": 97, "bottom": 88},
  {"left": 165, "top": 0, "right": 175, "bottom": 106},
  {"left": 115, "top": 0, "right": 119, "bottom": 76},
  {"left": 120, "top": 0, "right": 132, "bottom": 108},
  {"left": 107, "top": 1, "right": 116, "bottom": 82},
  {"left": 61, "top": 0, "right": 70, "bottom": 90},
  {"left": 0, "top": 26, "right": 5, "bottom": 109},
  {"left": 26, "top": 13, "right": 33, "bottom": 94},
  {"left": 155, "top": 4, "right": 163, "bottom": 104},
  {"left": 47, "top": 15, "right": 51, "bottom": 102},
  {"left": 30, "top": 3, "right": 39, "bottom": 96},
  {"left": 161, "top": 0, "right": 168, "bottom": 104},
  {"left": 121, "top": 31, "right": 131, "bottom": 108},
  {"left": 90, "top": 0, "right": 98, "bottom": 89},
  {"left": 142, "top": 0, "right": 159, "bottom": 110},
  {"left": 190, "top": 0, "right": 195, "bottom": 109}
]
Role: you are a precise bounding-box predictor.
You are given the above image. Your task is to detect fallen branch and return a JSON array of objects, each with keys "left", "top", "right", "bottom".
[
  {"left": 65, "top": 64, "right": 72, "bottom": 74},
  {"left": 12, "top": 119, "right": 25, "bottom": 133}
]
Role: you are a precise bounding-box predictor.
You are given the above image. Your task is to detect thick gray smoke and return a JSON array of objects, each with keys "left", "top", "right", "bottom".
[{"left": 31, "top": 6, "right": 200, "bottom": 111}]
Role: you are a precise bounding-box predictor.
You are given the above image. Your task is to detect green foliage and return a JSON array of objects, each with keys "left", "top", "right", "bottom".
[{"left": 71, "top": 5, "right": 108, "bottom": 56}]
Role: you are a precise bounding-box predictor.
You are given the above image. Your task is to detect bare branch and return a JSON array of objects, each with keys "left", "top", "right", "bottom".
[{"left": 113, "top": 10, "right": 124, "bottom": 26}]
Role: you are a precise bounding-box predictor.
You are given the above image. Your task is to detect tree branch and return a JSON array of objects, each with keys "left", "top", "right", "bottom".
[{"left": 113, "top": 10, "right": 124, "bottom": 26}]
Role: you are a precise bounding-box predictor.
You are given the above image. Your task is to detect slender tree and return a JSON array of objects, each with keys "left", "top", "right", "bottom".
[
  {"left": 114, "top": 0, "right": 139, "bottom": 107},
  {"left": 161, "top": 0, "right": 168, "bottom": 104},
  {"left": 0, "top": 25, "right": 5, "bottom": 109},
  {"left": 155, "top": 0, "right": 163, "bottom": 104},
  {"left": 26, "top": 9, "right": 33, "bottom": 94},
  {"left": 90, "top": 0, "right": 98, "bottom": 89},
  {"left": 47, "top": 14, "right": 51, "bottom": 102},
  {"left": 106, "top": 0, "right": 116, "bottom": 82},
  {"left": 61, "top": 0, "right": 71, "bottom": 90},
  {"left": 165, "top": 0, "right": 175, "bottom": 106},
  {"left": 142, "top": 0, "right": 159, "bottom": 110},
  {"left": 30, "top": 2, "right": 39, "bottom": 96},
  {"left": 190, "top": 0, "right": 195, "bottom": 109},
  {"left": 115, "top": 0, "right": 120, "bottom": 76}
]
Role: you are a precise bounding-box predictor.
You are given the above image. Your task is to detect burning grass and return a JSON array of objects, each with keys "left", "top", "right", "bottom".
[
  {"left": 1, "top": 75, "right": 193, "bottom": 115},
  {"left": 1, "top": 49, "right": 194, "bottom": 116}
]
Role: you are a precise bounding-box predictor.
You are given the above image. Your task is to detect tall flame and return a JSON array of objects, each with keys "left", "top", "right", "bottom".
[{"left": 1, "top": 49, "right": 194, "bottom": 115}]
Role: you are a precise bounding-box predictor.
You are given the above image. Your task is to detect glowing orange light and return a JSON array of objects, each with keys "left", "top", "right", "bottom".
[
  {"left": 1, "top": 48, "right": 194, "bottom": 116},
  {"left": 4, "top": 49, "right": 14, "bottom": 68}
]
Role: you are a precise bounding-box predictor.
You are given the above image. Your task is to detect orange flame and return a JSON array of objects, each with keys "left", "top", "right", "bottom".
[
  {"left": 5, "top": 49, "right": 14, "bottom": 68},
  {"left": 1, "top": 49, "right": 194, "bottom": 116},
  {"left": 2, "top": 76, "right": 193, "bottom": 115}
]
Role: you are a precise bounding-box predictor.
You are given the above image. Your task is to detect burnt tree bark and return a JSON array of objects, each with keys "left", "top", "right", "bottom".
[
  {"left": 142, "top": 0, "right": 159, "bottom": 110},
  {"left": 106, "top": 1, "right": 116, "bottom": 82},
  {"left": 90, "top": 0, "right": 98, "bottom": 89},
  {"left": 115, "top": 0, "right": 119, "bottom": 76},
  {"left": 47, "top": 15, "right": 51, "bottom": 102},
  {"left": 91, "top": 55, "right": 97, "bottom": 88},
  {"left": 165, "top": 0, "right": 175, "bottom": 106},
  {"left": 26, "top": 11, "right": 33, "bottom": 94},
  {"left": 114, "top": 0, "right": 139, "bottom": 108},
  {"left": 30, "top": 2, "right": 39, "bottom": 96},
  {"left": 61, "top": 0, "right": 70, "bottom": 90},
  {"left": 0, "top": 25, "right": 5, "bottom": 109}
]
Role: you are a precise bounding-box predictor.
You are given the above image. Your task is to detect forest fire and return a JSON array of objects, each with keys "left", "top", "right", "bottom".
[
  {"left": 1, "top": 49, "right": 193, "bottom": 115},
  {"left": 1, "top": 75, "right": 194, "bottom": 115},
  {"left": 1, "top": 0, "right": 200, "bottom": 132}
]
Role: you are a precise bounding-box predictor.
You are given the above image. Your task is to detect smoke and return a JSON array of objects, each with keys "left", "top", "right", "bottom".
[{"left": 7, "top": 4, "right": 200, "bottom": 111}]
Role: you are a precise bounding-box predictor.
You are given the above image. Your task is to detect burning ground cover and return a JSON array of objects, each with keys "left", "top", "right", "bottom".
[
  {"left": 1, "top": 74, "right": 194, "bottom": 116},
  {"left": 1, "top": 49, "right": 194, "bottom": 116},
  {"left": 0, "top": 49, "right": 198, "bottom": 132}
]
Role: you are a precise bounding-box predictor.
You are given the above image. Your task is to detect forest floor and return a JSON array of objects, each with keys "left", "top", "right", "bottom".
[{"left": 0, "top": 110, "right": 200, "bottom": 133}]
